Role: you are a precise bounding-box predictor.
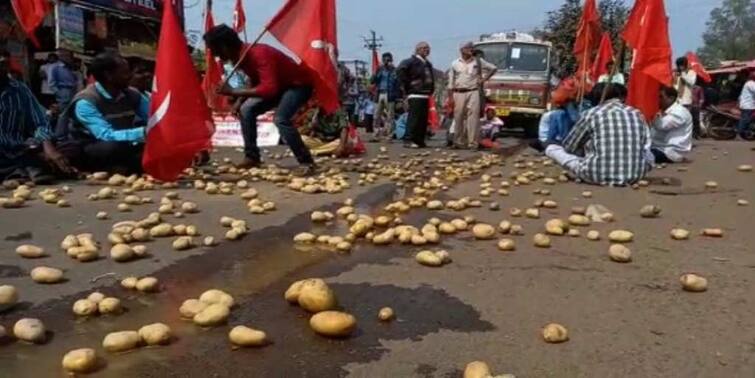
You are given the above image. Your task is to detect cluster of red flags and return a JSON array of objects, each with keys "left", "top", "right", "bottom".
[
  {"left": 10, "top": 0, "right": 51, "bottom": 47},
  {"left": 144, "top": 0, "right": 339, "bottom": 180},
  {"left": 573, "top": 0, "right": 602, "bottom": 77},
  {"left": 621, "top": 0, "right": 673, "bottom": 121}
]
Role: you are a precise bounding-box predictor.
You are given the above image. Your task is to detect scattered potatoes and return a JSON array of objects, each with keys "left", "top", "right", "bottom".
[
  {"left": 73, "top": 299, "right": 98, "bottom": 316},
  {"left": 229, "top": 325, "right": 268, "bottom": 347},
  {"left": 415, "top": 250, "right": 444, "bottom": 267},
  {"left": 670, "top": 228, "right": 690, "bottom": 240},
  {"left": 110, "top": 244, "right": 135, "bottom": 262},
  {"left": 639, "top": 205, "right": 662, "bottom": 218},
  {"left": 13, "top": 318, "right": 46, "bottom": 343},
  {"left": 199, "top": 289, "right": 235, "bottom": 308},
  {"left": 471, "top": 223, "right": 496, "bottom": 240},
  {"left": 608, "top": 230, "right": 634, "bottom": 243},
  {"left": 136, "top": 277, "right": 159, "bottom": 292},
  {"left": 309, "top": 311, "right": 357, "bottom": 338},
  {"left": 179, "top": 299, "right": 208, "bottom": 319},
  {"left": 121, "top": 276, "right": 138, "bottom": 290},
  {"left": 30, "top": 266, "right": 64, "bottom": 284},
  {"left": 542, "top": 323, "right": 569, "bottom": 343},
  {"left": 567, "top": 215, "right": 590, "bottom": 227},
  {"left": 464, "top": 361, "right": 492, "bottom": 378},
  {"left": 545, "top": 219, "right": 567, "bottom": 236},
  {"left": 680, "top": 273, "right": 708, "bottom": 292},
  {"left": 533, "top": 233, "right": 551, "bottom": 248},
  {"left": 15, "top": 245, "right": 46, "bottom": 259},
  {"left": 296, "top": 280, "right": 337, "bottom": 313},
  {"left": 62, "top": 348, "right": 98, "bottom": 373},
  {"left": 98, "top": 297, "right": 122, "bottom": 315},
  {"left": 193, "top": 303, "right": 230, "bottom": 327},
  {"left": 586, "top": 230, "right": 601, "bottom": 241},
  {"left": 608, "top": 244, "right": 632, "bottom": 263},
  {"left": 0, "top": 285, "right": 19, "bottom": 307},
  {"left": 701, "top": 228, "right": 724, "bottom": 237},
  {"left": 378, "top": 307, "right": 395, "bottom": 322},
  {"left": 497, "top": 239, "right": 516, "bottom": 252},
  {"left": 102, "top": 330, "right": 141, "bottom": 353},
  {"left": 138, "top": 323, "right": 172, "bottom": 345}
]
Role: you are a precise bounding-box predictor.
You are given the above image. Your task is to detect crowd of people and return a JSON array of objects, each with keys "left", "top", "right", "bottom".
[{"left": 1, "top": 25, "right": 754, "bottom": 188}]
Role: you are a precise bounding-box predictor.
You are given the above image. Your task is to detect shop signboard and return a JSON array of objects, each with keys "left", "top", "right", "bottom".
[
  {"left": 57, "top": 4, "right": 85, "bottom": 53},
  {"left": 71, "top": 0, "right": 184, "bottom": 22}
]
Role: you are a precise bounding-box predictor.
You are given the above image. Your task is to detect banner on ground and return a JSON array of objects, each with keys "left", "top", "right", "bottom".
[{"left": 211, "top": 113, "right": 280, "bottom": 148}]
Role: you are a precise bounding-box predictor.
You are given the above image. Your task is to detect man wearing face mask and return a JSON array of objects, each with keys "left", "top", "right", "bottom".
[{"left": 397, "top": 42, "right": 435, "bottom": 148}]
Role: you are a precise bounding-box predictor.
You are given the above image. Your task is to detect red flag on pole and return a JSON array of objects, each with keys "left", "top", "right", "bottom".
[
  {"left": 10, "top": 0, "right": 51, "bottom": 47},
  {"left": 621, "top": 0, "right": 673, "bottom": 121},
  {"left": 201, "top": 5, "right": 227, "bottom": 111},
  {"left": 233, "top": 0, "right": 247, "bottom": 33},
  {"left": 573, "top": 0, "right": 602, "bottom": 75},
  {"left": 371, "top": 49, "right": 380, "bottom": 75},
  {"left": 143, "top": 1, "right": 214, "bottom": 181},
  {"left": 266, "top": 0, "right": 339, "bottom": 113},
  {"left": 591, "top": 32, "right": 615, "bottom": 81},
  {"left": 686, "top": 52, "right": 712, "bottom": 83}
]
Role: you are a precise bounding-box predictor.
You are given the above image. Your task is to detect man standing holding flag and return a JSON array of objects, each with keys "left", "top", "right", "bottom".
[{"left": 205, "top": 25, "right": 318, "bottom": 175}]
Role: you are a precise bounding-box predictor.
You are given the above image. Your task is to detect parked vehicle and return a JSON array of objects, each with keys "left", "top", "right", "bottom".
[
  {"left": 474, "top": 32, "right": 552, "bottom": 138},
  {"left": 702, "top": 101, "right": 755, "bottom": 140}
]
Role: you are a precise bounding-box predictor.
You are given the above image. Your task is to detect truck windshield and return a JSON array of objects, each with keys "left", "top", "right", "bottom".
[
  {"left": 509, "top": 43, "right": 548, "bottom": 72},
  {"left": 476, "top": 42, "right": 548, "bottom": 72},
  {"left": 475, "top": 44, "right": 509, "bottom": 69}
]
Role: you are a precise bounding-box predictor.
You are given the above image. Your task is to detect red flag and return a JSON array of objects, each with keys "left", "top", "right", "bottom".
[
  {"left": 266, "top": 0, "right": 339, "bottom": 113},
  {"left": 201, "top": 7, "right": 227, "bottom": 111},
  {"left": 143, "top": 1, "right": 214, "bottom": 181},
  {"left": 10, "top": 0, "right": 51, "bottom": 47},
  {"left": 622, "top": 0, "right": 673, "bottom": 121},
  {"left": 233, "top": 0, "right": 247, "bottom": 33},
  {"left": 371, "top": 49, "right": 380, "bottom": 75},
  {"left": 573, "top": 0, "right": 602, "bottom": 75},
  {"left": 591, "top": 32, "right": 615, "bottom": 81},
  {"left": 686, "top": 52, "right": 711, "bottom": 83}
]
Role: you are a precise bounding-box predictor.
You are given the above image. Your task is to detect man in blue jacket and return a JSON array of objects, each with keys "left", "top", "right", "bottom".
[{"left": 371, "top": 52, "right": 401, "bottom": 141}]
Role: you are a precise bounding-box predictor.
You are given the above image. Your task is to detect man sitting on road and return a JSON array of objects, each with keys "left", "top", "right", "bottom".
[
  {"left": 544, "top": 84, "right": 650, "bottom": 186},
  {"left": 204, "top": 24, "right": 318, "bottom": 176},
  {"left": 650, "top": 86, "right": 693, "bottom": 164},
  {"left": 62, "top": 52, "right": 148, "bottom": 174},
  {"left": 0, "top": 50, "right": 75, "bottom": 184}
]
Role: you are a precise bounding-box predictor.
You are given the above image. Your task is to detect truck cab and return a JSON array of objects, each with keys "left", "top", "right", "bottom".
[{"left": 474, "top": 32, "right": 552, "bottom": 137}]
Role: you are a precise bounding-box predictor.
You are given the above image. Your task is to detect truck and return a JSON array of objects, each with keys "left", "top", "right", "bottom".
[{"left": 473, "top": 32, "right": 552, "bottom": 137}]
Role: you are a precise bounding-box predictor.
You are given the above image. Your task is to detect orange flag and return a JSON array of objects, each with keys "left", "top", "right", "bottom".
[
  {"left": 686, "top": 52, "right": 711, "bottom": 83},
  {"left": 622, "top": 0, "right": 673, "bottom": 121},
  {"left": 574, "top": 0, "right": 602, "bottom": 75},
  {"left": 10, "top": 0, "right": 51, "bottom": 47},
  {"left": 591, "top": 32, "right": 615, "bottom": 81},
  {"left": 201, "top": 5, "right": 227, "bottom": 111}
]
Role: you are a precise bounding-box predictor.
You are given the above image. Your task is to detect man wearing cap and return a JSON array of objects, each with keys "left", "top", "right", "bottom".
[{"left": 448, "top": 41, "right": 497, "bottom": 149}]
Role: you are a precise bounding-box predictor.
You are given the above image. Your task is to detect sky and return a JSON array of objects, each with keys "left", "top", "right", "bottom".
[{"left": 184, "top": 0, "right": 721, "bottom": 70}]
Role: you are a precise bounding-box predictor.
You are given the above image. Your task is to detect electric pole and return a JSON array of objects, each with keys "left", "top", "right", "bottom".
[{"left": 362, "top": 30, "right": 383, "bottom": 53}]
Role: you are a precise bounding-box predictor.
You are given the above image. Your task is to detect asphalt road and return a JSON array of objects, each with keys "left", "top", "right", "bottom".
[{"left": 1, "top": 137, "right": 754, "bottom": 378}]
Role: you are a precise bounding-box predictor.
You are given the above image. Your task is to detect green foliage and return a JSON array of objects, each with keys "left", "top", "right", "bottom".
[
  {"left": 537, "top": 0, "right": 629, "bottom": 77},
  {"left": 697, "top": 0, "right": 755, "bottom": 66}
]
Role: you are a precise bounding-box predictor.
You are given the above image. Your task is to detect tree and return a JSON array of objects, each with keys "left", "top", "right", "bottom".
[
  {"left": 537, "top": 0, "right": 629, "bottom": 77},
  {"left": 697, "top": 0, "right": 755, "bottom": 66}
]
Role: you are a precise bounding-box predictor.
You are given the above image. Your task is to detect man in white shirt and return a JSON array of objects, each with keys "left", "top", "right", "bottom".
[
  {"left": 736, "top": 70, "right": 755, "bottom": 138},
  {"left": 674, "top": 57, "right": 697, "bottom": 107},
  {"left": 597, "top": 61, "right": 625, "bottom": 85},
  {"left": 38, "top": 53, "right": 60, "bottom": 107},
  {"left": 447, "top": 41, "right": 497, "bottom": 149},
  {"left": 650, "top": 86, "right": 693, "bottom": 163}
]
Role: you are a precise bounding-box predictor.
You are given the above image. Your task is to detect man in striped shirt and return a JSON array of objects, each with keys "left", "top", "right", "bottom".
[
  {"left": 0, "top": 50, "right": 74, "bottom": 183},
  {"left": 544, "top": 84, "right": 651, "bottom": 186}
]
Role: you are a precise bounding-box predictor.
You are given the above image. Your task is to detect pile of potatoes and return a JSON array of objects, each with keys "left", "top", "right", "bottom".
[
  {"left": 246, "top": 198, "right": 277, "bottom": 215},
  {"left": 415, "top": 250, "right": 452, "bottom": 267},
  {"left": 287, "top": 175, "right": 350, "bottom": 194},
  {"left": 102, "top": 323, "right": 173, "bottom": 353},
  {"left": 59, "top": 233, "right": 100, "bottom": 262},
  {"left": 179, "top": 289, "right": 235, "bottom": 327},
  {"left": 220, "top": 216, "right": 249, "bottom": 241},
  {"left": 120, "top": 276, "right": 160, "bottom": 292},
  {"left": 37, "top": 187, "right": 69, "bottom": 207},
  {"left": 284, "top": 279, "right": 356, "bottom": 338},
  {"left": 72, "top": 292, "right": 124, "bottom": 316}
]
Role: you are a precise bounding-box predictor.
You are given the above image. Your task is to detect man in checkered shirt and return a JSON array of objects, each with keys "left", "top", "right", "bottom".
[{"left": 545, "top": 84, "right": 651, "bottom": 186}]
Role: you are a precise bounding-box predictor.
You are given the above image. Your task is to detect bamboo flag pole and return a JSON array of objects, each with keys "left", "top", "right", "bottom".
[{"left": 577, "top": 42, "right": 590, "bottom": 106}]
